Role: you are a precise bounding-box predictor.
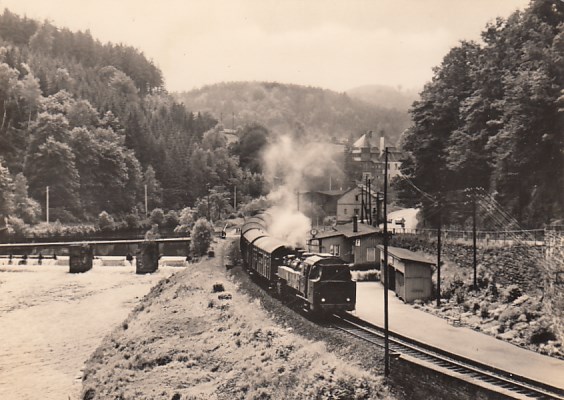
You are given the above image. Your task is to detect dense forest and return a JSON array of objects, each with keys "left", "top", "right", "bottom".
[
  {"left": 174, "top": 81, "right": 411, "bottom": 145},
  {"left": 396, "top": 0, "right": 563, "bottom": 228},
  {"left": 0, "top": 9, "right": 255, "bottom": 230}
]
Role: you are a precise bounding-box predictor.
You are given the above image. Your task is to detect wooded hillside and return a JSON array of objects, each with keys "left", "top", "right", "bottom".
[
  {"left": 0, "top": 9, "right": 220, "bottom": 226},
  {"left": 397, "top": 0, "right": 563, "bottom": 228},
  {"left": 174, "top": 81, "right": 411, "bottom": 144}
]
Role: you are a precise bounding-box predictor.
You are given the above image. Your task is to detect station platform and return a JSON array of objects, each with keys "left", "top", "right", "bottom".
[{"left": 354, "top": 281, "right": 564, "bottom": 391}]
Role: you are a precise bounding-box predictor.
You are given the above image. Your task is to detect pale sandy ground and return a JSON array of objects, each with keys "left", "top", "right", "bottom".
[{"left": 0, "top": 259, "right": 182, "bottom": 400}]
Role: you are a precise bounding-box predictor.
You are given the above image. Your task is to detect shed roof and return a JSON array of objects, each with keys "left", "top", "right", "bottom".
[{"left": 377, "top": 245, "right": 434, "bottom": 265}]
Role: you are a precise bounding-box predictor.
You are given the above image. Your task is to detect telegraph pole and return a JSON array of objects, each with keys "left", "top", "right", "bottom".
[
  {"left": 207, "top": 184, "right": 211, "bottom": 221},
  {"left": 368, "top": 178, "right": 372, "bottom": 225},
  {"left": 436, "top": 198, "right": 442, "bottom": 308},
  {"left": 46, "top": 186, "right": 49, "bottom": 224},
  {"left": 472, "top": 188, "right": 478, "bottom": 291},
  {"left": 360, "top": 184, "right": 365, "bottom": 222},
  {"left": 144, "top": 184, "right": 148, "bottom": 217},
  {"left": 383, "top": 147, "right": 390, "bottom": 377},
  {"left": 234, "top": 186, "right": 237, "bottom": 210}
]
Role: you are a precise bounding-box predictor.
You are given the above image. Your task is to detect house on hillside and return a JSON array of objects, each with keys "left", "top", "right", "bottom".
[
  {"left": 336, "top": 186, "right": 382, "bottom": 224},
  {"left": 378, "top": 245, "right": 434, "bottom": 303},
  {"left": 308, "top": 217, "right": 381, "bottom": 267},
  {"left": 347, "top": 130, "right": 404, "bottom": 192},
  {"left": 302, "top": 189, "right": 346, "bottom": 217}
]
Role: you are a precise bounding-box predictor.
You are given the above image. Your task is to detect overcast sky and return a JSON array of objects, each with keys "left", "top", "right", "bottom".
[{"left": 0, "top": 0, "right": 530, "bottom": 93}]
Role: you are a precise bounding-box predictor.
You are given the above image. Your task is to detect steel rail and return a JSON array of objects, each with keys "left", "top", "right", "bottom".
[{"left": 330, "top": 314, "right": 564, "bottom": 400}]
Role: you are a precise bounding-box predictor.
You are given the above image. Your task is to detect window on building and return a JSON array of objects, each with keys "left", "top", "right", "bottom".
[
  {"left": 355, "top": 195, "right": 359, "bottom": 201},
  {"left": 333, "top": 244, "right": 340, "bottom": 256},
  {"left": 354, "top": 208, "right": 359, "bottom": 215},
  {"left": 344, "top": 208, "right": 347, "bottom": 215},
  {"left": 367, "top": 247, "right": 376, "bottom": 262}
]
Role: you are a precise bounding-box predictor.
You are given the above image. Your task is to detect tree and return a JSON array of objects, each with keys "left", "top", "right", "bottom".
[
  {"left": 0, "top": 160, "right": 14, "bottom": 219},
  {"left": 13, "top": 173, "right": 41, "bottom": 223},
  {"left": 25, "top": 136, "right": 81, "bottom": 217},
  {"left": 231, "top": 123, "right": 269, "bottom": 173},
  {"left": 143, "top": 165, "right": 162, "bottom": 209},
  {"left": 190, "top": 217, "right": 214, "bottom": 256}
]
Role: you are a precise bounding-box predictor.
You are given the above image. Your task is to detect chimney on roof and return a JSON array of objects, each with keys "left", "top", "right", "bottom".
[
  {"left": 353, "top": 215, "right": 358, "bottom": 233},
  {"left": 379, "top": 130, "right": 385, "bottom": 156}
]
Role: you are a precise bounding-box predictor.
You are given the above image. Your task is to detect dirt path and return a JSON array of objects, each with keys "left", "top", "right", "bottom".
[{"left": 0, "top": 262, "right": 180, "bottom": 400}]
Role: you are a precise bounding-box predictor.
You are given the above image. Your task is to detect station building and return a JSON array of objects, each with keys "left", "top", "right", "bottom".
[
  {"left": 378, "top": 245, "right": 434, "bottom": 303},
  {"left": 308, "top": 217, "right": 381, "bottom": 268}
]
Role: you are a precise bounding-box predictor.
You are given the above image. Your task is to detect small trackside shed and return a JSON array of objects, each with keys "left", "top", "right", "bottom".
[{"left": 378, "top": 245, "right": 434, "bottom": 303}]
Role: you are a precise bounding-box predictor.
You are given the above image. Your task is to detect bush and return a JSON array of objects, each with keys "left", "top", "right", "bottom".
[
  {"left": 149, "top": 208, "right": 165, "bottom": 226},
  {"left": 163, "top": 210, "right": 179, "bottom": 229},
  {"left": 98, "top": 211, "right": 115, "bottom": 231},
  {"left": 190, "top": 218, "right": 214, "bottom": 256},
  {"left": 498, "top": 307, "right": 521, "bottom": 325},
  {"left": 124, "top": 212, "right": 141, "bottom": 229},
  {"left": 6, "top": 216, "right": 30, "bottom": 237},
  {"left": 529, "top": 324, "right": 557, "bottom": 345},
  {"left": 16, "top": 197, "right": 42, "bottom": 224},
  {"left": 455, "top": 290, "right": 466, "bottom": 305},
  {"left": 351, "top": 270, "right": 380, "bottom": 282},
  {"left": 502, "top": 285, "right": 523, "bottom": 303},
  {"left": 174, "top": 207, "right": 195, "bottom": 234},
  {"left": 480, "top": 305, "right": 490, "bottom": 319}
]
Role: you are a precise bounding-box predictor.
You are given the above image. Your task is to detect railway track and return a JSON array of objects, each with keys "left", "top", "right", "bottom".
[{"left": 329, "top": 313, "right": 564, "bottom": 400}]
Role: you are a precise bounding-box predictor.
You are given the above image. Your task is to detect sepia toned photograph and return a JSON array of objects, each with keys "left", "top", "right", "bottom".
[{"left": 0, "top": 1, "right": 562, "bottom": 399}]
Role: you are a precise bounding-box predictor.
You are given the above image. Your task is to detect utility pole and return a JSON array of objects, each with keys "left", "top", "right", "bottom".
[
  {"left": 207, "top": 184, "right": 211, "bottom": 221},
  {"left": 46, "top": 186, "right": 49, "bottom": 224},
  {"left": 436, "top": 198, "right": 442, "bottom": 308},
  {"left": 360, "top": 184, "right": 364, "bottom": 222},
  {"left": 232, "top": 111, "right": 235, "bottom": 130},
  {"left": 297, "top": 189, "right": 300, "bottom": 212},
  {"left": 144, "top": 184, "right": 148, "bottom": 217},
  {"left": 368, "top": 178, "right": 372, "bottom": 225},
  {"left": 383, "top": 147, "right": 390, "bottom": 377},
  {"left": 234, "top": 186, "right": 237, "bottom": 210},
  {"left": 472, "top": 188, "right": 478, "bottom": 291}
]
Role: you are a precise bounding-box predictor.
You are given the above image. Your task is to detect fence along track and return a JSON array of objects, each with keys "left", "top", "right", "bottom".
[{"left": 329, "top": 314, "right": 564, "bottom": 400}]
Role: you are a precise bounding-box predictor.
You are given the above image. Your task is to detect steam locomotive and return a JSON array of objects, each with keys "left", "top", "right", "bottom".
[{"left": 240, "top": 215, "right": 356, "bottom": 314}]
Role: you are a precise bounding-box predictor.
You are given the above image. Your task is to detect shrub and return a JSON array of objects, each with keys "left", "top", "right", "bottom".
[
  {"left": 16, "top": 197, "right": 42, "bottom": 224},
  {"left": 529, "top": 324, "right": 557, "bottom": 345},
  {"left": 190, "top": 218, "right": 214, "bottom": 256},
  {"left": 351, "top": 270, "right": 380, "bottom": 282},
  {"left": 98, "top": 211, "right": 115, "bottom": 231},
  {"left": 480, "top": 306, "right": 490, "bottom": 319},
  {"left": 6, "top": 216, "right": 30, "bottom": 237},
  {"left": 174, "top": 207, "right": 195, "bottom": 234},
  {"left": 498, "top": 307, "right": 521, "bottom": 324},
  {"left": 163, "top": 210, "right": 179, "bottom": 229},
  {"left": 149, "top": 208, "right": 165, "bottom": 226},
  {"left": 124, "top": 212, "right": 141, "bottom": 229},
  {"left": 502, "top": 285, "right": 523, "bottom": 303}
]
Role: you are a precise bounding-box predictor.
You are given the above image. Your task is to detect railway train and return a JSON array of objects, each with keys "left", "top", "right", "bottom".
[{"left": 240, "top": 214, "right": 356, "bottom": 314}]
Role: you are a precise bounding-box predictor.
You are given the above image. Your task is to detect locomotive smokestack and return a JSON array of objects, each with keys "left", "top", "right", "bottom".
[{"left": 353, "top": 215, "right": 358, "bottom": 233}]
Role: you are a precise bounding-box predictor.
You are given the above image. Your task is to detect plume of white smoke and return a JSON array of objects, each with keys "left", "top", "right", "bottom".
[{"left": 261, "top": 135, "right": 341, "bottom": 247}]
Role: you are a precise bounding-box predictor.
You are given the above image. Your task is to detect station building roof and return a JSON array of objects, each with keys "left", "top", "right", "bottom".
[{"left": 377, "top": 245, "right": 434, "bottom": 265}]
